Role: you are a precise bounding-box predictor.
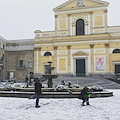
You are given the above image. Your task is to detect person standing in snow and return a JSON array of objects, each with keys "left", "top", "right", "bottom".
[
  {"left": 34, "top": 79, "right": 42, "bottom": 108},
  {"left": 80, "top": 86, "right": 91, "bottom": 106}
]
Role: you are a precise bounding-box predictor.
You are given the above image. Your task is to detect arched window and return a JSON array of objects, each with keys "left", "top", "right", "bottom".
[
  {"left": 44, "top": 52, "right": 52, "bottom": 56},
  {"left": 76, "top": 19, "right": 85, "bottom": 36},
  {"left": 113, "top": 49, "right": 120, "bottom": 53}
]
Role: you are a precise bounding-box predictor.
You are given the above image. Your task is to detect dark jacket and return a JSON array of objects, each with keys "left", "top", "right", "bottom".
[
  {"left": 79, "top": 87, "right": 91, "bottom": 99},
  {"left": 35, "top": 81, "right": 42, "bottom": 95}
]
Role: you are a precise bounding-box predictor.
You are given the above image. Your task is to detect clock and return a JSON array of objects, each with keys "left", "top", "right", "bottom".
[{"left": 77, "top": 0, "right": 83, "bottom": 7}]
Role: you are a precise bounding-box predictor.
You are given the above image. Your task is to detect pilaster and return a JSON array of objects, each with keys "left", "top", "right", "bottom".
[
  {"left": 68, "top": 14, "right": 71, "bottom": 35},
  {"left": 104, "top": 10, "right": 108, "bottom": 32},
  {"left": 90, "top": 44, "right": 94, "bottom": 73},
  {"left": 34, "top": 47, "right": 41, "bottom": 73},
  {"left": 90, "top": 12, "right": 93, "bottom": 34},
  {"left": 55, "top": 15, "right": 58, "bottom": 36},
  {"left": 105, "top": 43, "right": 109, "bottom": 73},
  {"left": 54, "top": 46, "right": 58, "bottom": 73},
  {"left": 34, "top": 48, "right": 37, "bottom": 73},
  {"left": 38, "top": 47, "right": 42, "bottom": 73},
  {"left": 72, "top": 23, "right": 76, "bottom": 36},
  {"left": 85, "top": 21, "right": 89, "bottom": 35},
  {"left": 67, "top": 45, "right": 71, "bottom": 74}
]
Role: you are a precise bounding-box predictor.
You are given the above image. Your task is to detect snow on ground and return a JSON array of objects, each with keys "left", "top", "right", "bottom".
[{"left": 0, "top": 89, "right": 120, "bottom": 120}]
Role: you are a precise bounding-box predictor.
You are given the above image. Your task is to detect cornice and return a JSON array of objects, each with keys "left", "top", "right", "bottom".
[
  {"left": 34, "top": 30, "right": 41, "bottom": 33},
  {"left": 34, "top": 33, "right": 111, "bottom": 44},
  {"left": 54, "top": 6, "right": 108, "bottom": 16},
  {"left": 53, "top": 0, "right": 73, "bottom": 12},
  {"left": 54, "top": 5, "right": 108, "bottom": 13},
  {"left": 72, "top": 51, "right": 89, "bottom": 56},
  {"left": 53, "top": 0, "right": 109, "bottom": 12}
]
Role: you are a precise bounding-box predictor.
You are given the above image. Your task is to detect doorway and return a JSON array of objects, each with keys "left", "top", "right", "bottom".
[
  {"left": 76, "top": 59, "right": 86, "bottom": 76},
  {"left": 9, "top": 72, "right": 14, "bottom": 78}
]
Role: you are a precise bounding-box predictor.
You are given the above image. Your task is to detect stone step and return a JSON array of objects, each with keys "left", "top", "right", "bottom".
[{"left": 0, "top": 91, "right": 113, "bottom": 98}]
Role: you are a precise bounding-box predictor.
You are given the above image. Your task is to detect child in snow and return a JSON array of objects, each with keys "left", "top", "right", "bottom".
[{"left": 80, "top": 86, "right": 91, "bottom": 106}]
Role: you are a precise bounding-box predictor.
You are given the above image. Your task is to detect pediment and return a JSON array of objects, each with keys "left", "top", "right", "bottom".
[
  {"left": 73, "top": 51, "right": 89, "bottom": 56},
  {"left": 53, "top": 0, "right": 109, "bottom": 12}
]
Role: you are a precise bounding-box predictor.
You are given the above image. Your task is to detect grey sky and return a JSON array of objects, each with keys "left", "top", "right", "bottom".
[{"left": 0, "top": 0, "right": 120, "bottom": 40}]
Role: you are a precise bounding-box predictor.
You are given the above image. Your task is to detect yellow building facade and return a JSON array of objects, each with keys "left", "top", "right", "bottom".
[{"left": 34, "top": 0, "right": 120, "bottom": 76}]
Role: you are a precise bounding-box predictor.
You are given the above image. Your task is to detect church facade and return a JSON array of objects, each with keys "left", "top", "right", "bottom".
[
  {"left": 0, "top": 0, "right": 120, "bottom": 81},
  {"left": 34, "top": 0, "right": 120, "bottom": 77}
]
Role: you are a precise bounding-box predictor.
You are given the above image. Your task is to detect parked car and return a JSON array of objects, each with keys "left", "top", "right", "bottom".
[{"left": 0, "top": 80, "right": 9, "bottom": 87}]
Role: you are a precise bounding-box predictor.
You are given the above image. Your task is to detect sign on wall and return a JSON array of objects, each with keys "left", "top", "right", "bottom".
[{"left": 96, "top": 57, "right": 104, "bottom": 70}]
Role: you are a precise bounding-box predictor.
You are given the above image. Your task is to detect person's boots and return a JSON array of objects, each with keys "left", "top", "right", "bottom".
[
  {"left": 87, "top": 102, "right": 90, "bottom": 105},
  {"left": 35, "top": 105, "right": 40, "bottom": 108},
  {"left": 35, "top": 101, "right": 40, "bottom": 108},
  {"left": 81, "top": 102, "right": 85, "bottom": 106}
]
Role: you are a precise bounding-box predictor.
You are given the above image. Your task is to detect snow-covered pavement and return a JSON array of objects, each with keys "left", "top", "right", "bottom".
[{"left": 0, "top": 89, "right": 120, "bottom": 120}]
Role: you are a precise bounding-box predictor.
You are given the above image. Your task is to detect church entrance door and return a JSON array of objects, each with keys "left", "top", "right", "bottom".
[{"left": 76, "top": 59, "right": 86, "bottom": 76}]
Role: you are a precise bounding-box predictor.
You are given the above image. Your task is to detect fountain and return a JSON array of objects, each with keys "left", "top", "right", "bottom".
[{"left": 42, "top": 61, "right": 58, "bottom": 88}]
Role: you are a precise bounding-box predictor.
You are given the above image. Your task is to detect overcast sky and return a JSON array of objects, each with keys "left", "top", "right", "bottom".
[{"left": 0, "top": 0, "right": 120, "bottom": 40}]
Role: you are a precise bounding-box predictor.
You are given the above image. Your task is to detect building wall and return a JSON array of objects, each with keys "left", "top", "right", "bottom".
[
  {"left": 34, "top": 0, "right": 120, "bottom": 76},
  {"left": 34, "top": 38, "right": 120, "bottom": 76},
  {"left": 5, "top": 50, "right": 34, "bottom": 81},
  {"left": 4, "top": 39, "right": 34, "bottom": 81},
  {"left": 0, "top": 36, "right": 6, "bottom": 80}
]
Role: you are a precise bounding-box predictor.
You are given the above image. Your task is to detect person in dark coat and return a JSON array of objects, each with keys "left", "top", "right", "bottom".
[
  {"left": 35, "top": 79, "right": 42, "bottom": 108},
  {"left": 80, "top": 86, "right": 91, "bottom": 106}
]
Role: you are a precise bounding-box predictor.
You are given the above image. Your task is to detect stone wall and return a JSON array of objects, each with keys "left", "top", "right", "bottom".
[
  {"left": 0, "top": 36, "right": 6, "bottom": 80},
  {"left": 5, "top": 50, "right": 34, "bottom": 81}
]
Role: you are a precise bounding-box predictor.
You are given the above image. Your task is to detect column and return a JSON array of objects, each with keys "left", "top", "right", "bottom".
[
  {"left": 54, "top": 46, "right": 58, "bottom": 74},
  {"left": 55, "top": 15, "right": 58, "bottom": 36},
  {"left": 67, "top": 14, "right": 71, "bottom": 35},
  {"left": 67, "top": 45, "right": 71, "bottom": 74},
  {"left": 90, "top": 44, "right": 94, "bottom": 73},
  {"left": 105, "top": 43, "right": 109, "bottom": 73},
  {"left": 90, "top": 12, "right": 93, "bottom": 34}
]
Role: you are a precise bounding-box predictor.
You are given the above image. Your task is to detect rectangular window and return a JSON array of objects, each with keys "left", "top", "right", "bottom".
[
  {"left": 20, "top": 60, "right": 23, "bottom": 67},
  {"left": 27, "top": 60, "right": 32, "bottom": 67},
  {"left": 3, "top": 45, "right": 5, "bottom": 49}
]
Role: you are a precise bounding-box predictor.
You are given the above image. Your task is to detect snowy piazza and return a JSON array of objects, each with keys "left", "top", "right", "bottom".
[
  {"left": 0, "top": 89, "right": 120, "bottom": 120},
  {"left": 0, "top": 76, "right": 120, "bottom": 120}
]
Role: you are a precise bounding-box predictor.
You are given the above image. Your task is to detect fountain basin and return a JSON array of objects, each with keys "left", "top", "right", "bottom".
[
  {"left": 42, "top": 74, "right": 58, "bottom": 88},
  {"left": 42, "top": 74, "right": 58, "bottom": 79}
]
